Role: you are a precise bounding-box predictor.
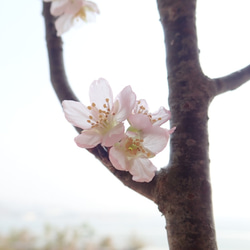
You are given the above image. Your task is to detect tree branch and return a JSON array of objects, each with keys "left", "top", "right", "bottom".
[
  {"left": 43, "top": 2, "right": 79, "bottom": 103},
  {"left": 42, "top": 2, "right": 156, "bottom": 202},
  {"left": 94, "top": 145, "right": 157, "bottom": 201},
  {"left": 157, "top": 0, "right": 203, "bottom": 77},
  {"left": 156, "top": 0, "right": 218, "bottom": 248},
  {"left": 213, "top": 64, "right": 250, "bottom": 96}
]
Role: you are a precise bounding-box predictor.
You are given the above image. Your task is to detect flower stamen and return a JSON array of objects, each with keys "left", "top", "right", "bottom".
[
  {"left": 125, "top": 137, "right": 154, "bottom": 158},
  {"left": 85, "top": 97, "right": 117, "bottom": 131},
  {"left": 135, "top": 101, "right": 163, "bottom": 124}
]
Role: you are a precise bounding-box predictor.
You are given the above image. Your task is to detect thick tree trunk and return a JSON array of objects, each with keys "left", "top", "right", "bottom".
[{"left": 155, "top": 0, "right": 218, "bottom": 249}]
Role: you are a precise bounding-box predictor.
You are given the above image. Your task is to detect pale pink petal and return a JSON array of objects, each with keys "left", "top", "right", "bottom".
[
  {"left": 128, "top": 113, "right": 151, "bottom": 130},
  {"left": 109, "top": 147, "right": 128, "bottom": 171},
  {"left": 143, "top": 127, "right": 169, "bottom": 154},
  {"left": 129, "top": 158, "right": 156, "bottom": 182},
  {"left": 134, "top": 99, "right": 149, "bottom": 113},
  {"left": 62, "top": 100, "right": 92, "bottom": 129},
  {"left": 169, "top": 126, "right": 176, "bottom": 134},
  {"left": 89, "top": 78, "right": 113, "bottom": 109},
  {"left": 64, "top": 0, "right": 83, "bottom": 15},
  {"left": 102, "top": 123, "right": 125, "bottom": 147},
  {"left": 55, "top": 14, "right": 74, "bottom": 36},
  {"left": 51, "top": 0, "right": 84, "bottom": 35},
  {"left": 75, "top": 130, "right": 102, "bottom": 148},
  {"left": 151, "top": 106, "right": 171, "bottom": 126},
  {"left": 85, "top": 1, "right": 100, "bottom": 14},
  {"left": 50, "top": 0, "right": 69, "bottom": 16},
  {"left": 114, "top": 86, "right": 136, "bottom": 122}
]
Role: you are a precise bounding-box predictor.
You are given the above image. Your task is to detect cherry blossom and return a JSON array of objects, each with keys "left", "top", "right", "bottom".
[
  {"left": 62, "top": 78, "right": 136, "bottom": 148},
  {"left": 62, "top": 78, "right": 175, "bottom": 182},
  {"left": 133, "top": 99, "right": 172, "bottom": 126},
  {"left": 44, "top": 0, "right": 99, "bottom": 36},
  {"left": 109, "top": 114, "right": 173, "bottom": 182}
]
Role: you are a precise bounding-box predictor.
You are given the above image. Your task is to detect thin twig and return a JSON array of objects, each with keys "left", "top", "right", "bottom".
[{"left": 213, "top": 64, "right": 250, "bottom": 96}]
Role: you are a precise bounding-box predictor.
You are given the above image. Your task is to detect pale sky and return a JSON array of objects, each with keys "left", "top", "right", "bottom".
[{"left": 1, "top": 0, "right": 250, "bottom": 236}]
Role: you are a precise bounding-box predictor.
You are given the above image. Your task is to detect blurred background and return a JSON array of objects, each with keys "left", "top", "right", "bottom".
[{"left": 0, "top": 0, "right": 250, "bottom": 249}]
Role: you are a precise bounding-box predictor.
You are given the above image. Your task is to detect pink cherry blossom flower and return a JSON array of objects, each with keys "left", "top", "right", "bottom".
[
  {"left": 62, "top": 78, "right": 136, "bottom": 148},
  {"left": 129, "top": 99, "right": 176, "bottom": 138},
  {"left": 109, "top": 114, "right": 172, "bottom": 182},
  {"left": 133, "top": 99, "right": 172, "bottom": 126},
  {"left": 44, "top": 0, "right": 99, "bottom": 36}
]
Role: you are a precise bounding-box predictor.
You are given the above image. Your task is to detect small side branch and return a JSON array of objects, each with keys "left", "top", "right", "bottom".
[
  {"left": 42, "top": 2, "right": 156, "bottom": 201},
  {"left": 214, "top": 64, "right": 250, "bottom": 96}
]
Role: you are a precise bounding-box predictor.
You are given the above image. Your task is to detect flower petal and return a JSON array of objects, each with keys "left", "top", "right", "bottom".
[
  {"left": 102, "top": 123, "right": 125, "bottom": 147},
  {"left": 128, "top": 113, "right": 152, "bottom": 131},
  {"left": 169, "top": 126, "right": 176, "bottom": 134},
  {"left": 55, "top": 14, "right": 74, "bottom": 36},
  {"left": 114, "top": 85, "right": 136, "bottom": 122},
  {"left": 75, "top": 130, "right": 102, "bottom": 148},
  {"left": 50, "top": 0, "right": 69, "bottom": 16},
  {"left": 62, "top": 100, "right": 92, "bottom": 129},
  {"left": 129, "top": 158, "right": 156, "bottom": 182},
  {"left": 109, "top": 147, "right": 128, "bottom": 171},
  {"left": 85, "top": 1, "right": 100, "bottom": 14},
  {"left": 89, "top": 78, "right": 113, "bottom": 109},
  {"left": 134, "top": 99, "right": 149, "bottom": 113},
  {"left": 151, "top": 106, "right": 171, "bottom": 126},
  {"left": 142, "top": 127, "right": 169, "bottom": 154}
]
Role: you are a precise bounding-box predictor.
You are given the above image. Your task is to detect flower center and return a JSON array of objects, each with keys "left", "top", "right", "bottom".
[
  {"left": 76, "top": 8, "right": 87, "bottom": 21},
  {"left": 86, "top": 98, "right": 115, "bottom": 133},
  {"left": 125, "top": 137, "right": 153, "bottom": 158}
]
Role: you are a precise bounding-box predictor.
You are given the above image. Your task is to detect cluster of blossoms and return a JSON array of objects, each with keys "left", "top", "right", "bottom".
[
  {"left": 62, "top": 78, "right": 175, "bottom": 182},
  {"left": 44, "top": 0, "right": 99, "bottom": 36}
]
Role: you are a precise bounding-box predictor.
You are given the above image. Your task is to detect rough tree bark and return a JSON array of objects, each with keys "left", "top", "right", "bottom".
[
  {"left": 155, "top": 0, "right": 217, "bottom": 248},
  {"left": 43, "top": 0, "right": 250, "bottom": 249}
]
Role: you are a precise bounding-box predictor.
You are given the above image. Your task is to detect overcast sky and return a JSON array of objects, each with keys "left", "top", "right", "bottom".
[{"left": 1, "top": 0, "right": 250, "bottom": 227}]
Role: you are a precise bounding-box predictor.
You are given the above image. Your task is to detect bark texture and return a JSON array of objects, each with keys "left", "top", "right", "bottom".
[{"left": 156, "top": 0, "right": 218, "bottom": 249}]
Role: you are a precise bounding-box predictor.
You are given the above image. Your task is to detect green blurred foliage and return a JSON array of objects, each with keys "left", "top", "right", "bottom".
[{"left": 0, "top": 224, "right": 146, "bottom": 250}]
